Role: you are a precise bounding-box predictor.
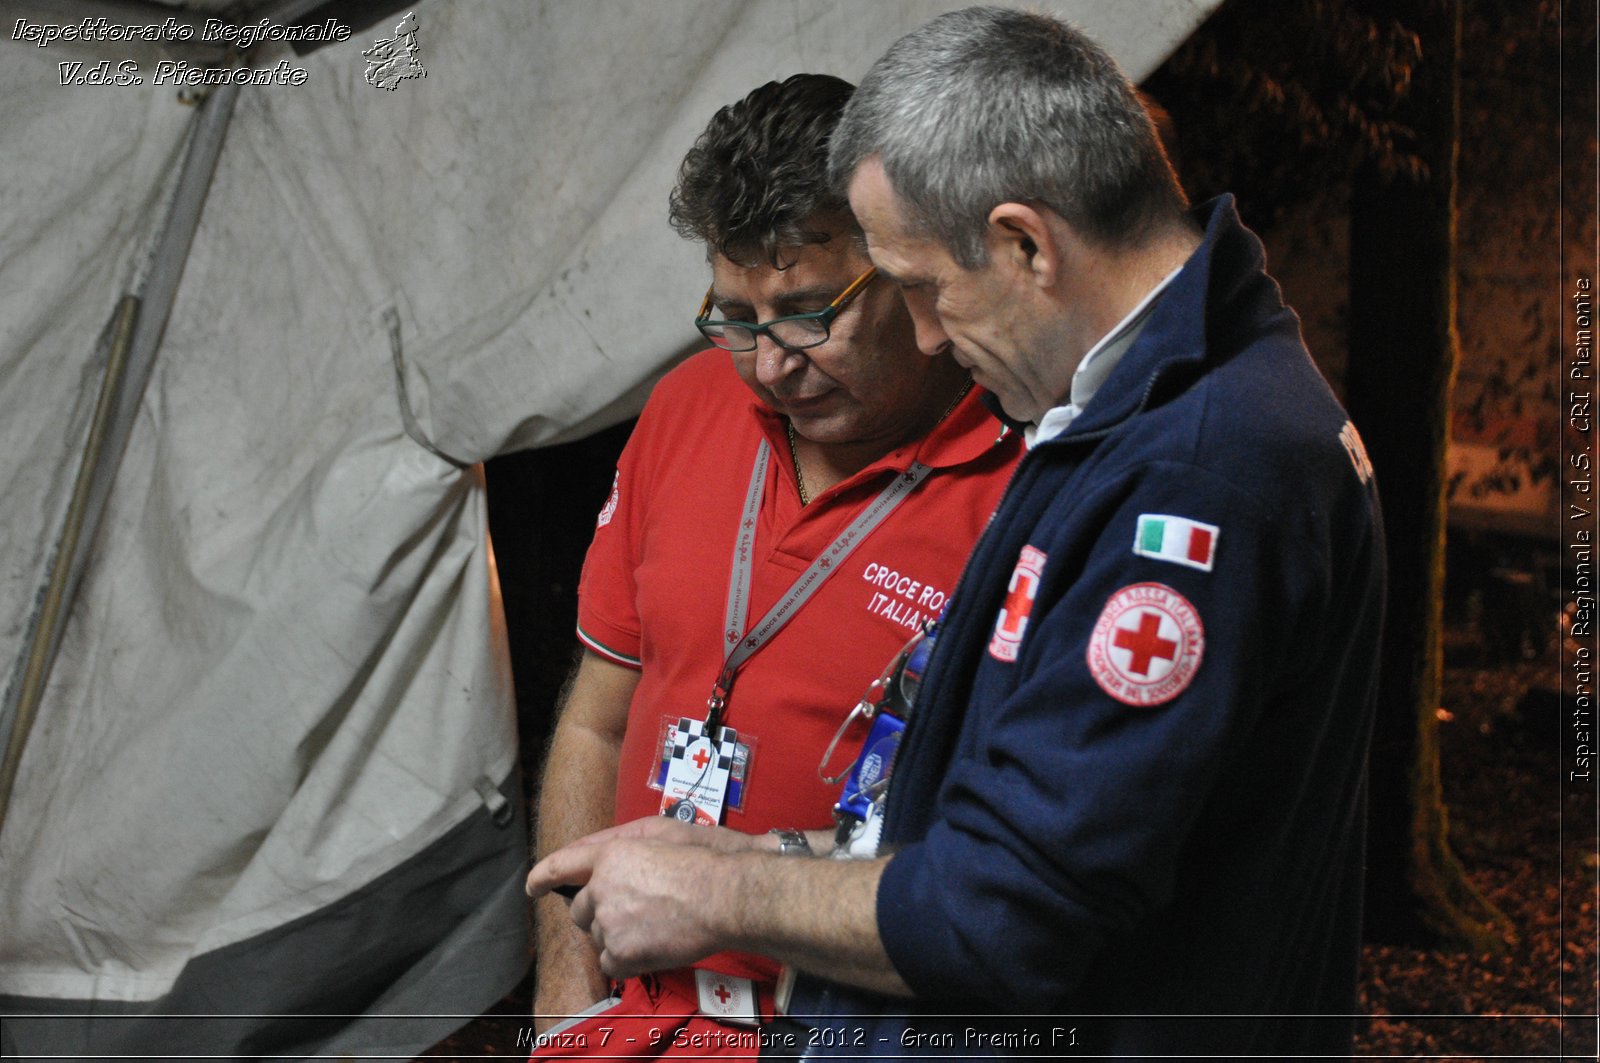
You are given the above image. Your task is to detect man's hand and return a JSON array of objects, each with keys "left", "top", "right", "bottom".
[
  {"left": 529, "top": 833, "right": 744, "bottom": 979},
  {"left": 528, "top": 818, "right": 911, "bottom": 997}
]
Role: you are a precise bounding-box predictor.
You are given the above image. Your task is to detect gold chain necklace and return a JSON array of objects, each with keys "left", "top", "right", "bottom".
[
  {"left": 786, "top": 419, "right": 812, "bottom": 506},
  {"left": 787, "top": 376, "right": 973, "bottom": 506}
]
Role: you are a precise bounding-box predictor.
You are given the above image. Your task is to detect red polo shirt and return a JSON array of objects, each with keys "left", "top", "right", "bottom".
[{"left": 574, "top": 348, "right": 1018, "bottom": 979}]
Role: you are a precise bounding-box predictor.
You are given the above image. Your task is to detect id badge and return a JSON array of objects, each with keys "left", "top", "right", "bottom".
[
  {"left": 651, "top": 716, "right": 754, "bottom": 816},
  {"left": 657, "top": 717, "right": 742, "bottom": 825},
  {"left": 833, "top": 710, "right": 906, "bottom": 824}
]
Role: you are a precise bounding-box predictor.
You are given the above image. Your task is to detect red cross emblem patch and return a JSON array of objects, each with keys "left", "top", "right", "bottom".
[
  {"left": 1086, "top": 582, "right": 1205, "bottom": 706},
  {"left": 989, "top": 545, "right": 1048, "bottom": 662},
  {"left": 596, "top": 470, "right": 620, "bottom": 528}
]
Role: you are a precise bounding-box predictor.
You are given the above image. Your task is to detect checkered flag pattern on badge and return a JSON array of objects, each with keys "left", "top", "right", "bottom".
[
  {"left": 670, "top": 718, "right": 706, "bottom": 759},
  {"left": 714, "top": 730, "right": 738, "bottom": 770},
  {"left": 668, "top": 722, "right": 739, "bottom": 770}
]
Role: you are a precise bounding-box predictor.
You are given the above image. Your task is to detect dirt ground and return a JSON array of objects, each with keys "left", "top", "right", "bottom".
[{"left": 1354, "top": 659, "right": 1597, "bottom": 1060}]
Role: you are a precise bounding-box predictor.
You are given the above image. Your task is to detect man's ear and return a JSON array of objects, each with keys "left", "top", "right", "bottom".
[{"left": 987, "top": 202, "right": 1060, "bottom": 288}]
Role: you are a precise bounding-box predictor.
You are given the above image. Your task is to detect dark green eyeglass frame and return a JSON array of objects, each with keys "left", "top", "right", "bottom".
[{"left": 694, "top": 266, "right": 878, "bottom": 352}]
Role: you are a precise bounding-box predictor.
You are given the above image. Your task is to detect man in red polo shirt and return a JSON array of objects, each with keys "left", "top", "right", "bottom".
[{"left": 528, "top": 74, "right": 1019, "bottom": 1054}]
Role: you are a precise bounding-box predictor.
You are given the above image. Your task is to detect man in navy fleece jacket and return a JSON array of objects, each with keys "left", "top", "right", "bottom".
[{"left": 529, "top": 7, "right": 1384, "bottom": 1057}]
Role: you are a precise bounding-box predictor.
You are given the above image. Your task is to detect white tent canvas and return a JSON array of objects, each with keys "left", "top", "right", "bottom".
[{"left": 0, "top": 1, "right": 1216, "bottom": 1057}]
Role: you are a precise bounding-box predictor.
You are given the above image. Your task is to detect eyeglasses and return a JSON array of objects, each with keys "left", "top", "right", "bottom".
[
  {"left": 694, "top": 266, "right": 878, "bottom": 352},
  {"left": 816, "top": 618, "right": 937, "bottom": 787}
]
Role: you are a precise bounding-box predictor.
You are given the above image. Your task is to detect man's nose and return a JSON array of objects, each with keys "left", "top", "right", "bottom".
[
  {"left": 753, "top": 335, "right": 805, "bottom": 389},
  {"left": 906, "top": 300, "right": 952, "bottom": 357}
]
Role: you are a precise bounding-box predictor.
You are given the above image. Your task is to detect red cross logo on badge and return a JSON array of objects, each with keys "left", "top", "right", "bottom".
[
  {"left": 989, "top": 545, "right": 1048, "bottom": 662},
  {"left": 1086, "top": 582, "right": 1205, "bottom": 706}
]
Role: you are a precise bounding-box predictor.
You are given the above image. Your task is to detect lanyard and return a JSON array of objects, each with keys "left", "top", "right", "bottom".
[{"left": 707, "top": 437, "right": 932, "bottom": 731}]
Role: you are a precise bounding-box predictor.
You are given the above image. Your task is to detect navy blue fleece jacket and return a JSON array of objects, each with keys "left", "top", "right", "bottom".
[{"left": 789, "top": 196, "right": 1385, "bottom": 1058}]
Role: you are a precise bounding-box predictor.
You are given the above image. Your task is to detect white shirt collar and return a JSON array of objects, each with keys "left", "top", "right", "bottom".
[{"left": 1024, "top": 265, "right": 1183, "bottom": 449}]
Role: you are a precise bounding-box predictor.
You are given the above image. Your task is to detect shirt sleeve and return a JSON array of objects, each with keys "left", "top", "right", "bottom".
[
  {"left": 875, "top": 458, "right": 1346, "bottom": 1007},
  {"left": 574, "top": 412, "right": 657, "bottom": 670}
]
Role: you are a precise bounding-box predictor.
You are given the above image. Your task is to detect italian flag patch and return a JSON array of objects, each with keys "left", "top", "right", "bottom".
[{"left": 1133, "top": 514, "right": 1219, "bottom": 572}]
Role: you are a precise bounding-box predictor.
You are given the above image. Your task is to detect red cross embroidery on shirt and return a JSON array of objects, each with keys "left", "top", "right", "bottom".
[
  {"left": 995, "top": 576, "right": 1036, "bottom": 641},
  {"left": 692, "top": 747, "right": 711, "bottom": 771},
  {"left": 714, "top": 983, "right": 732, "bottom": 1004},
  {"left": 1113, "top": 611, "right": 1178, "bottom": 676},
  {"left": 989, "top": 545, "right": 1047, "bottom": 663}
]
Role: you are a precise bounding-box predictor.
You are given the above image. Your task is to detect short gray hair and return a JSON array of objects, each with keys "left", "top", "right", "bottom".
[{"left": 829, "top": 6, "right": 1187, "bottom": 268}]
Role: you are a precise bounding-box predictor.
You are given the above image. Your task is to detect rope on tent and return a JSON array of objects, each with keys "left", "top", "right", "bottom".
[{"left": 0, "top": 83, "right": 242, "bottom": 839}]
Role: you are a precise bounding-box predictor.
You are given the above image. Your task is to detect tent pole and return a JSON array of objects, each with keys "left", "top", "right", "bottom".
[
  {"left": 0, "top": 297, "right": 138, "bottom": 835},
  {"left": 0, "top": 83, "right": 240, "bottom": 839}
]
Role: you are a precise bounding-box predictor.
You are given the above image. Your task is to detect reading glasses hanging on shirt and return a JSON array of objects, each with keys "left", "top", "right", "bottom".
[
  {"left": 694, "top": 266, "right": 878, "bottom": 352},
  {"left": 817, "top": 616, "right": 936, "bottom": 787}
]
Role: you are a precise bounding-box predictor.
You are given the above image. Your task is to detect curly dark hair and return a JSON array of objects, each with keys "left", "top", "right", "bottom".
[{"left": 669, "top": 74, "right": 856, "bottom": 268}]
